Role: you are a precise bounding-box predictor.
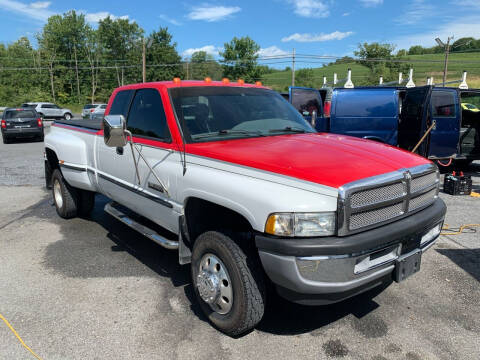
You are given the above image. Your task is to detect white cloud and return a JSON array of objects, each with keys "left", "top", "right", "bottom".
[
  {"left": 182, "top": 45, "right": 221, "bottom": 58},
  {"left": 82, "top": 11, "right": 129, "bottom": 23},
  {"left": 282, "top": 31, "right": 354, "bottom": 42},
  {"left": 287, "top": 0, "right": 329, "bottom": 18},
  {"left": 395, "top": 0, "right": 434, "bottom": 25},
  {"left": 187, "top": 4, "right": 241, "bottom": 22},
  {"left": 159, "top": 14, "right": 182, "bottom": 26},
  {"left": 257, "top": 46, "right": 289, "bottom": 57},
  {"left": 30, "top": 1, "right": 50, "bottom": 9},
  {"left": 393, "top": 16, "right": 480, "bottom": 49},
  {"left": 360, "top": 0, "right": 383, "bottom": 7},
  {"left": 0, "top": 0, "right": 54, "bottom": 21}
]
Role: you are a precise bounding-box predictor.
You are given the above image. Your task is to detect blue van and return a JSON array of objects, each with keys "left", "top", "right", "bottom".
[{"left": 287, "top": 86, "right": 480, "bottom": 163}]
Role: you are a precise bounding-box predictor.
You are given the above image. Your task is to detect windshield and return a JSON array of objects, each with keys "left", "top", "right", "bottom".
[
  {"left": 83, "top": 104, "right": 96, "bottom": 109},
  {"left": 21, "top": 103, "right": 36, "bottom": 108},
  {"left": 170, "top": 87, "right": 314, "bottom": 142},
  {"left": 5, "top": 110, "right": 36, "bottom": 119}
]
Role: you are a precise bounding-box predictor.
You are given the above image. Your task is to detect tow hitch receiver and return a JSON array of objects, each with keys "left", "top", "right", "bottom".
[{"left": 394, "top": 250, "right": 422, "bottom": 282}]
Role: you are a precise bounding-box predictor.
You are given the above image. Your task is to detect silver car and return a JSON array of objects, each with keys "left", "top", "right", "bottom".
[
  {"left": 82, "top": 103, "right": 104, "bottom": 118},
  {"left": 89, "top": 104, "right": 107, "bottom": 120},
  {"left": 21, "top": 102, "right": 73, "bottom": 120}
]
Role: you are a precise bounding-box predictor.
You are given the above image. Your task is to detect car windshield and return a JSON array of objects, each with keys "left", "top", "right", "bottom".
[
  {"left": 170, "top": 87, "right": 314, "bottom": 142},
  {"left": 5, "top": 110, "right": 36, "bottom": 119},
  {"left": 100, "top": 105, "right": 107, "bottom": 109},
  {"left": 21, "top": 103, "right": 36, "bottom": 108},
  {"left": 83, "top": 104, "right": 96, "bottom": 109}
]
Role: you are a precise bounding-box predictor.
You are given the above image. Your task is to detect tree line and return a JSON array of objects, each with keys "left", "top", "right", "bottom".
[{"left": 0, "top": 11, "right": 265, "bottom": 107}]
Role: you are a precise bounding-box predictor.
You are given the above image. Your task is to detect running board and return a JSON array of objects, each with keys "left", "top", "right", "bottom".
[{"left": 104, "top": 202, "right": 179, "bottom": 250}]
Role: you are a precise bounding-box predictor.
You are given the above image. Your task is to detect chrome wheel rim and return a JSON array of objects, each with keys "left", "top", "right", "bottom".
[
  {"left": 53, "top": 179, "right": 63, "bottom": 209},
  {"left": 65, "top": 114, "right": 71, "bottom": 120},
  {"left": 196, "top": 253, "right": 233, "bottom": 314}
]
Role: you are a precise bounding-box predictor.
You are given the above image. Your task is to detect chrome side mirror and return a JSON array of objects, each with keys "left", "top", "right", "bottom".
[
  {"left": 103, "top": 115, "right": 127, "bottom": 147},
  {"left": 311, "top": 110, "right": 317, "bottom": 128}
]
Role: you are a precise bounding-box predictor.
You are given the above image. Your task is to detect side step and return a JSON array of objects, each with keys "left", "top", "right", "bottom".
[{"left": 104, "top": 202, "right": 179, "bottom": 250}]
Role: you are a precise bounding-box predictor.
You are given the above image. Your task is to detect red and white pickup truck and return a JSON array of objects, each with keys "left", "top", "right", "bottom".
[{"left": 44, "top": 80, "right": 446, "bottom": 336}]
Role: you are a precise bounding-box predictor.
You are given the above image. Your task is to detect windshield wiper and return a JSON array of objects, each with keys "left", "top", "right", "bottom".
[
  {"left": 193, "top": 129, "right": 265, "bottom": 140},
  {"left": 268, "top": 126, "right": 307, "bottom": 134}
]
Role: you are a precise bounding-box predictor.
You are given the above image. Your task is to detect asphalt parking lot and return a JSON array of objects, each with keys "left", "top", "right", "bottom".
[{"left": 0, "top": 125, "right": 479, "bottom": 360}]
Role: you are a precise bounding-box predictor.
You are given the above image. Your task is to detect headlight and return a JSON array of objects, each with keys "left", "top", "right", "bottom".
[{"left": 265, "top": 212, "right": 336, "bottom": 237}]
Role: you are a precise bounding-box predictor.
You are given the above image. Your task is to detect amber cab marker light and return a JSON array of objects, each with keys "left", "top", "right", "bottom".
[
  {"left": 204, "top": 77, "right": 212, "bottom": 83},
  {"left": 255, "top": 81, "right": 262, "bottom": 86},
  {"left": 222, "top": 78, "right": 230, "bottom": 84},
  {"left": 237, "top": 79, "right": 245, "bottom": 85},
  {"left": 173, "top": 77, "right": 181, "bottom": 84}
]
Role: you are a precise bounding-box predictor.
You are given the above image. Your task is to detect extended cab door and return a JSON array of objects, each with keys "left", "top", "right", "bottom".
[
  {"left": 97, "top": 88, "right": 181, "bottom": 233},
  {"left": 427, "top": 88, "right": 460, "bottom": 159},
  {"left": 289, "top": 87, "right": 327, "bottom": 131},
  {"left": 397, "top": 85, "right": 432, "bottom": 155}
]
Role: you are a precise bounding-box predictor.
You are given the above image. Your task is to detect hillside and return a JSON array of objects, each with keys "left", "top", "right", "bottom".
[{"left": 262, "top": 51, "right": 480, "bottom": 91}]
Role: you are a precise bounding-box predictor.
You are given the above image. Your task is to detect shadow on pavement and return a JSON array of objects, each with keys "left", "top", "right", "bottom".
[{"left": 436, "top": 248, "right": 480, "bottom": 282}]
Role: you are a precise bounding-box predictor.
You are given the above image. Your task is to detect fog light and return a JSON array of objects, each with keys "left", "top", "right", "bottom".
[{"left": 421, "top": 224, "right": 442, "bottom": 246}]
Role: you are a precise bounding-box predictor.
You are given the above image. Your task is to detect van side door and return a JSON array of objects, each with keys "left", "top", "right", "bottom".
[
  {"left": 289, "top": 87, "right": 326, "bottom": 131},
  {"left": 330, "top": 88, "right": 399, "bottom": 145},
  {"left": 427, "top": 88, "right": 460, "bottom": 159}
]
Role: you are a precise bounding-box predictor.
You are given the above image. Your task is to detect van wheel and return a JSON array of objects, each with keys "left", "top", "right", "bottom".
[
  {"left": 52, "top": 169, "right": 78, "bottom": 219},
  {"left": 191, "top": 231, "right": 265, "bottom": 336}
]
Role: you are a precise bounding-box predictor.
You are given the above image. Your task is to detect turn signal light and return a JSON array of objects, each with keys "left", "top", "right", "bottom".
[
  {"left": 204, "top": 77, "right": 212, "bottom": 83},
  {"left": 222, "top": 78, "right": 230, "bottom": 84},
  {"left": 173, "top": 77, "right": 181, "bottom": 84},
  {"left": 1, "top": 119, "right": 6, "bottom": 129},
  {"left": 37, "top": 118, "right": 43, "bottom": 127},
  {"left": 237, "top": 79, "right": 245, "bottom": 85},
  {"left": 255, "top": 81, "right": 262, "bottom": 86}
]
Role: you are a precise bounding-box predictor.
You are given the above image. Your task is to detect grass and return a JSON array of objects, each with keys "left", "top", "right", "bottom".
[{"left": 262, "top": 51, "right": 480, "bottom": 91}]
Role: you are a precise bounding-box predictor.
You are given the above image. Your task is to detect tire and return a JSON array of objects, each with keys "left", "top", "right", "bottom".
[
  {"left": 51, "top": 169, "right": 78, "bottom": 219},
  {"left": 37, "top": 133, "right": 44, "bottom": 142},
  {"left": 64, "top": 113, "right": 72, "bottom": 120},
  {"left": 2, "top": 134, "right": 9, "bottom": 144},
  {"left": 191, "top": 231, "right": 266, "bottom": 336},
  {"left": 38, "top": 113, "right": 44, "bottom": 120}
]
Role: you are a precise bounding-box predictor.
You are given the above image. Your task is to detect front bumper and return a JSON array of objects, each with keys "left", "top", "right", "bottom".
[{"left": 256, "top": 198, "right": 446, "bottom": 305}]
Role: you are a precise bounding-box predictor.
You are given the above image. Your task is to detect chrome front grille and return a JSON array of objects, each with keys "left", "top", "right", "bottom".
[{"left": 338, "top": 164, "right": 439, "bottom": 235}]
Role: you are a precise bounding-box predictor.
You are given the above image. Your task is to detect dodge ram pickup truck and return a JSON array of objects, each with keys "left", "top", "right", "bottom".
[{"left": 44, "top": 79, "right": 446, "bottom": 336}]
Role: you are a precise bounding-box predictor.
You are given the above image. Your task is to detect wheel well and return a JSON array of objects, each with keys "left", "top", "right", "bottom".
[
  {"left": 45, "top": 148, "right": 59, "bottom": 188},
  {"left": 184, "top": 198, "right": 253, "bottom": 246}
]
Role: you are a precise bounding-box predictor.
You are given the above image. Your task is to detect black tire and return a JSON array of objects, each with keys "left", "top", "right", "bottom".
[
  {"left": 64, "top": 113, "right": 72, "bottom": 120},
  {"left": 2, "top": 134, "right": 9, "bottom": 144},
  {"left": 78, "top": 190, "right": 95, "bottom": 217},
  {"left": 37, "top": 133, "right": 44, "bottom": 142},
  {"left": 51, "top": 169, "right": 78, "bottom": 219},
  {"left": 191, "top": 231, "right": 265, "bottom": 336}
]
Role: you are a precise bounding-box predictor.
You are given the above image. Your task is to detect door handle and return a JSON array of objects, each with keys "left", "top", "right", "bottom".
[{"left": 116, "top": 146, "right": 124, "bottom": 155}]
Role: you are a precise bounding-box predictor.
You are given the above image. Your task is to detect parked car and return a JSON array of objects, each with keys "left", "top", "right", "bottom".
[
  {"left": 89, "top": 104, "right": 107, "bottom": 119},
  {"left": 82, "top": 103, "right": 105, "bottom": 118},
  {"left": 1, "top": 107, "right": 43, "bottom": 143},
  {"left": 44, "top": 80, "right": 446, "bottom": 336},
  {"left": 21, "top": 102, "right": 73, "bottom": 120},
  {"left": 287, "top": 86, "right": 480, "bottom": 165}
]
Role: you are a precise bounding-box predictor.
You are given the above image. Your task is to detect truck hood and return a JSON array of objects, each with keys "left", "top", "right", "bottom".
[{"left": 186, "top": 133, "right": 430, "bottom": 189}]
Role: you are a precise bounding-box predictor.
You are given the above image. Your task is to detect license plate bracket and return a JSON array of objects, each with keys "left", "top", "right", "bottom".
[{"left": 394, "top": 250, "right": 422, "bottom": 282}]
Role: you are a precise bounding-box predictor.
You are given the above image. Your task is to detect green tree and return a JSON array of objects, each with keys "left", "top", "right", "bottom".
[
  {"left": 408, "top": 45, "right": 425, "bottom": 55},
  {"left": 189, "top": 51, "right": 222, "bottom": 80},
  {"left": 295, "top": 68, "right": 315, "bottom": 88},
  {"left": 145, "top": 27, "right": 183, "bottom": 82},
  {"left": 220, "top": 36, "right": 262, "bottom": 82}
]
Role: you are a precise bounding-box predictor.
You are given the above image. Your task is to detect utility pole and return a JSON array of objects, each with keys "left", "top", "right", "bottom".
[
  {"left": 291, "top": 48, "right": 295, "bottom": 87},
  {"left": 436, "top": 36, "right": 453, "bottom": 87},
  {"left": 186, "top": 58, "right": 190, "bottom": 80},
  {"left": 142, "top": 38, "right": 146, "bottom": 83}
]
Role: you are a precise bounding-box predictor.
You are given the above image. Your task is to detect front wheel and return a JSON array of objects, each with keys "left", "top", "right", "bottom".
[
  {"left": 191, "top": 231, "right": 266, "bottom": 336},
  {"left": 64, "top": 113, "right": 72, "bottom": 120}
]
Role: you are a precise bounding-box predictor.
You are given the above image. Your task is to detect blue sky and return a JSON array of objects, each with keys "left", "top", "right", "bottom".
[{"left": 1, "top": 0, "right": 480, "bottom": 66}]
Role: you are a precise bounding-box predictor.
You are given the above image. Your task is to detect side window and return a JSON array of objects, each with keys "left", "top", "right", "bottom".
[
  {"left": 432, "top": 91, "right": 456, "bottom": 118},
  {"left": 291, "top": 89, "right": 322, "bottom": 116},
  {"left": 127, "top": 88, "right": 171, "bottom": 141},
  {"left": 109, "top": 90, "right": 134, "bottom": 118},
  {"left": 41, "top": 104, "right": 51, "bottom": 109}
]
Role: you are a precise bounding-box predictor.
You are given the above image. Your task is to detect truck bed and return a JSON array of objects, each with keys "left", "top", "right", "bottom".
[{"left": 54, "top": 119, "right": 102, "bottom": 130}]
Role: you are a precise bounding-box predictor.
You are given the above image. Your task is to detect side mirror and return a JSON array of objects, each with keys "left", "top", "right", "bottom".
[
  {"left": 103, "top": 115, "right": 127, "bottom": 147},
  {"left": 311, "top": 110, "right": 317, "bottom": 128}
]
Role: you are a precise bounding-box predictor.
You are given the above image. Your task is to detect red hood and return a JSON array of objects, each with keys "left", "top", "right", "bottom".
[{"left": 186, "top": 133, "right": 430, "bottom": 189}]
